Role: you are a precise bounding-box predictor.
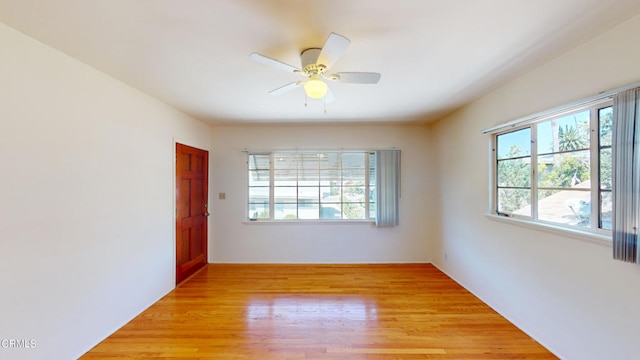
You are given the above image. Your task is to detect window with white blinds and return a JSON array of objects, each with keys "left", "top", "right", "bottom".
[{"left": 248, "top": 151, "right": 376, "bottom": 221}]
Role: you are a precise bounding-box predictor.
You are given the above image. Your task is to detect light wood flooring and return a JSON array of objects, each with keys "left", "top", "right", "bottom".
[{"left": 81, "top": 264, "right": 557, "bottom": 359}]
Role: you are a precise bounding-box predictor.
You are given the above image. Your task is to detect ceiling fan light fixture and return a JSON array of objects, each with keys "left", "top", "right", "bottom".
[
  {"left": 251, "top": 32, "right": 381, "bottom": 104},
  {"left": 304, "top": 77, "right": 328, "bottom": 99}
]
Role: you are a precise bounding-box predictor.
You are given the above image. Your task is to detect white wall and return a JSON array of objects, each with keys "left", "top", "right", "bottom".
[
  {"left": 209, "top": 124, "right": 434, "bottom": 263},
  {"left": 431, "top": 14, "right": 640, "bottom": 360},
  {"left": 0, "top": 24, "right": 211, "bottom": 359}
]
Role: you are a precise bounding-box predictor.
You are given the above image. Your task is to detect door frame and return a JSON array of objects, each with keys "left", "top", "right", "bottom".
[{"left": 173, "top": 138, "right": 211, "bottom": 286}]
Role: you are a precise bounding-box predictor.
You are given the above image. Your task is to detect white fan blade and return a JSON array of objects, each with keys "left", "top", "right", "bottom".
[
  {"left": 250, "top": 53, "right": 300, "bottom": 73},
  {"left": 330, "top": 72, "right": 381, "bottom": 84},
  {"left": 317, "top": 33, "right": 350, "bottom": 70},
  {"left": 268, "top": 81, "right": 302, "bottom": 95}
]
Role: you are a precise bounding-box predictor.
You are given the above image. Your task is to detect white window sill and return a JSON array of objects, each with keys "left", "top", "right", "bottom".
[
  {"left": 485, "top": 213, "right": 611, "bottom": 247},
  {"left": 243, "top": 219, "right": 376, "bottom": 225}
]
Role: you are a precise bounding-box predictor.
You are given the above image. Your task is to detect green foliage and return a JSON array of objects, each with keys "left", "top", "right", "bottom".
[
  {"left": 497, "top": 158, "right": 530, "bottom": 188},
  {"left": 600, "top": 149, "right": 612, "bottom": 190},
  {"left": 599, "top": 108, "right": 612, "bottom": 190},
  {"left": 497, "top": 146, "right": 531, "bottom": 212},
  {"left": 498, "top": 144, "right": 591, "bottom": 213},
  {"left": 498, "top": 188, "right": 530, "bottom": 213},
  {"left": 343, "top": 182, "right": 365, "bottom": 196},
  {"left": 508, "top": 145, "right": 523, "bottom": 157},
  {"left": 538, "top": 154, "right": 590, "bottom": 201},
  {"left": 343, "top": 203, "right": 364, "bottom": 219},
  {"left": 341, "top": 182, "right": 365, "bottom": 219},
  {"left": 251, "top": 209, "right": 269, "bottom": 219},
  {"left": 558, "top": 124, "right": 587, "bottom": 151},
  {"left": 329, "top": 181, "right": 340, "bottom": 196},
  {"left": 600, "top": 108, "right": 613, "bottom": 145},
  {"left": 538, "top": 155, "right": 590, "bottom": 189}
]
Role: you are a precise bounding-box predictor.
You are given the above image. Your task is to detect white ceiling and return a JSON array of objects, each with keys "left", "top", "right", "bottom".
[{"left": 1, "top": 1, "right": 639, "bottom": 125}]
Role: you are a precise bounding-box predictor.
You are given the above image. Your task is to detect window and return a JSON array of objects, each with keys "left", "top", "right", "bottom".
[
  {"left": 493, "top": 99, "right": 613, "bottom": 233},
  {"left": 248, "top": 151, "right": 376, "bottom": 221}
]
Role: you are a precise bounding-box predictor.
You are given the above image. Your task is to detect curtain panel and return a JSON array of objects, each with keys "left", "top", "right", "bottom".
[
  {"left": 612, "top": 87, "right": 640, "bottom": 263},
  {"left": 375, "top": 150, "right": 400, "bottom": 227}
]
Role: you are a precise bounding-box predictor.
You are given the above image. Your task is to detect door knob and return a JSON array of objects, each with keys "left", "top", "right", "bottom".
[{"left": 204, "top": 212, "right": 210, "bottom": 217}]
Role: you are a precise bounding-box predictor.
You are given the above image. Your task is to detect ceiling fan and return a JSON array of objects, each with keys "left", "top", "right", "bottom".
[{"left": 250, "top": 32, "right": 381, "bottom": 102}]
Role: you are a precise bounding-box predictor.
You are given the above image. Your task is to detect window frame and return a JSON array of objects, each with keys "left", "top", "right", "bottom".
[
  {"left": 489, "top": 98, "right": 613, "bottom": 238},
  {"left": 246, "top": 150, "right": 377, "bottom": 222}
]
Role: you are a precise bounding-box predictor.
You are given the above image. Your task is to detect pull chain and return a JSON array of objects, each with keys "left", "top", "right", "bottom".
[
  {"left": 302, "top": 92, "right": 328, "bottom": 114},
  {"left": 324, "top": 96, "right": 327, "bottom": 114}
]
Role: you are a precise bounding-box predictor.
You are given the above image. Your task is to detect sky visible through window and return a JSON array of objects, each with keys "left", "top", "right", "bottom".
[{"left": 496, "top": 111, "right": 590, "bottom": 158}]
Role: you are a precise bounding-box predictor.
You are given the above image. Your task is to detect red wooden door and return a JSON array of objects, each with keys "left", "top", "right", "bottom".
[{"left": 176, "top": 143, "right": 209, "bottom": 284}]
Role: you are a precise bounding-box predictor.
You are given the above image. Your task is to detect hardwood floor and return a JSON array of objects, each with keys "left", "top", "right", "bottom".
[{"left": 81, "top": 264, "right": 557, "bottom": 359}]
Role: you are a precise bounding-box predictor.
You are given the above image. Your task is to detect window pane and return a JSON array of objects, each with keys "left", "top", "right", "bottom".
[
  {"left": 319, "top": 153, "right": 340, "bottom": 169},
  {"left": 600, "top": 148, "right": 612, "bottom": 190},
  {"left": 274, "top": 187, "right": 297, "bottom": 203},
  {"left": 274, "top": 170, "right": 297, "bottom": 186},
  {"left": 497, "top": 159, "right": 530, "bottom": 187},
  {"left": 320, "top": 205, "right": 342, "bottom": 219},
  {"left": 497, "top": 128, "right": 531, "bottom": 159},
  {"left": 249, "top": 170, "right": 269, "bottom": 186},
  {"left": 299, "top": 168, "right": 319, "bottom": 182},
  {"left": 274, "top": 203, "right": 297, "bottom": 220},
  {"left": 249, "top": 187, "right": 269, "bottom": 202},
  {"left": 600, "top": 191, "right": 612, "bottom": 230},
  {"left": 537, "top": 110, "right": 590, "bottom": 155},
  {"left": 298, "top": 203, "right": 320, "bottom": 220},
  {"left": 342, "top": 203, "right": 365, "bottom": 219},
  {"left": 249, "top": 154, "right": 270, "bottom": 170},
  {"left": 599, "top": 106, "right": 613, "bottom": 147},
  {"left": 369, "top": 202, "right": 376, "bottom": 219},
  {"left": 299, "top": 152, "right": 320, "bottom": 168},
  {"left": 343, "top": 186, "right": 366, "bottom": 202},
  {"left": 343, "top": 168, "right": 365, "bottom": 182},
  {"left": 343, "top": 153, "right": 365, "bottom": 168},
  {"left": 538, "top": 189, "right": 590, "bottom": 227},
  {"left": 273, "top": 153, "right": 298, "bottom": 169},
  {"left": 248, "top": 203, "right": 269, "bottom": 219},
  {"left": 537, "top": 151, "right": 590, "bottom": 189},
  {"left": 320, "top": 169, "right": 340, "bottom": 181},
  {"left": 497, "top": 188, "right": 531, "bottom": 215},
  {"left": 298, "top": 186, "right": 319, "bottom": 202},
  {"left": 320, "top": 186, "right": 340, "bottom": 203},
  {"left": 369, "top": 152, "right": 376, "bottom": 186}
]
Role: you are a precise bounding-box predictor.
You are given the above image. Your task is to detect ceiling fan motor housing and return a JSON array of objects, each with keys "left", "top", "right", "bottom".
[{"left": 303, "top": 63, "right": 327, "bottom": 77}]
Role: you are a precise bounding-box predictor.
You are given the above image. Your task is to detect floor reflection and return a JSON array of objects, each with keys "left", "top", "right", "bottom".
[{"left": 246, "top": 295, "right": 378, "bottom": 325}]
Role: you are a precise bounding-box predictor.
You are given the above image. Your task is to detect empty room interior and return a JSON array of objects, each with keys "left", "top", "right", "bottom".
[{"left": 2, "top": 1, "right": 640, "bottom": 359}]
